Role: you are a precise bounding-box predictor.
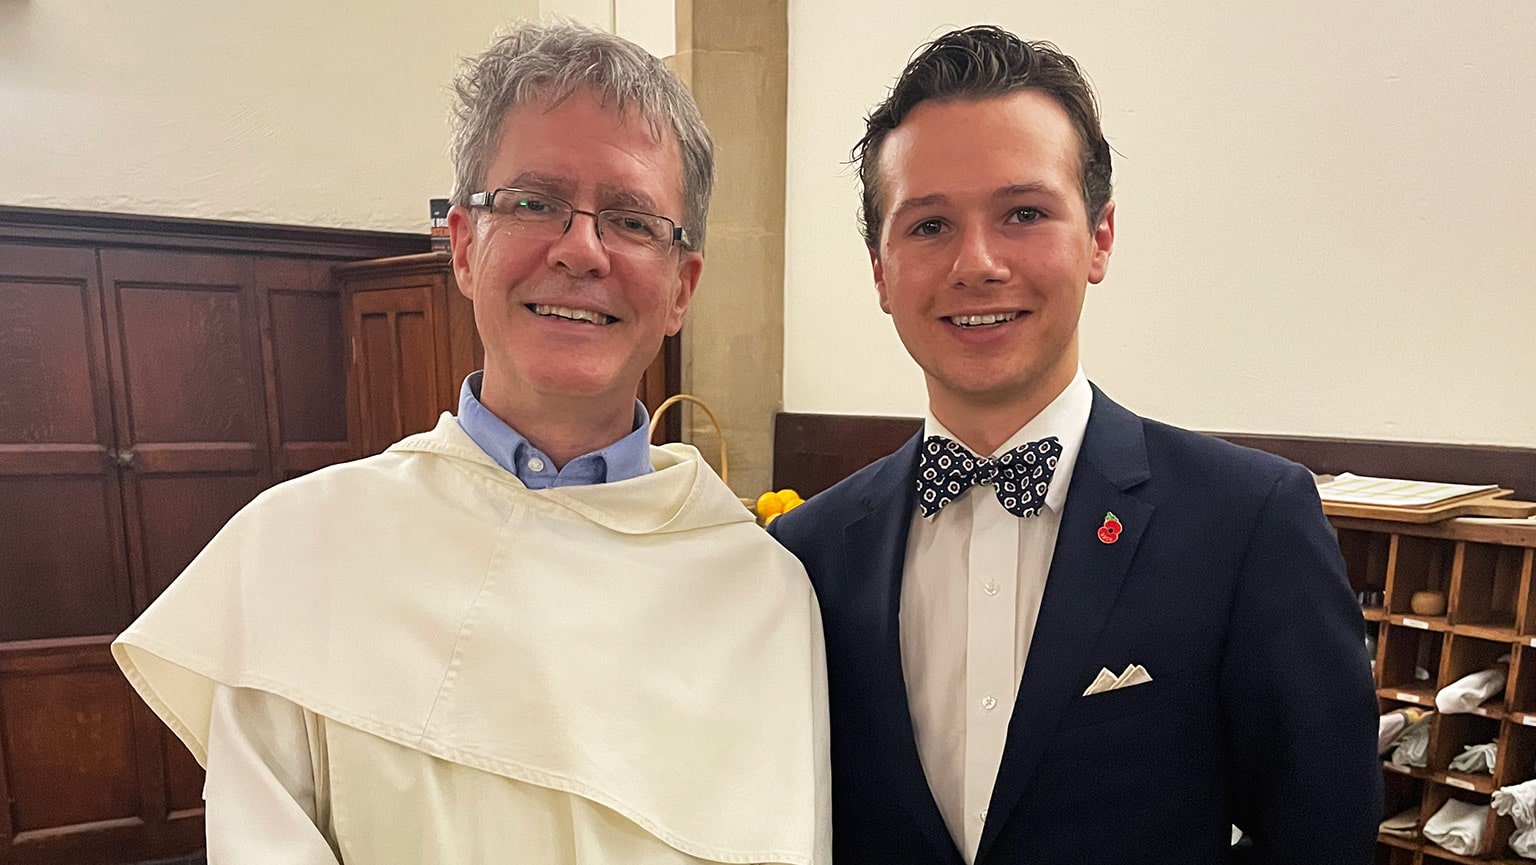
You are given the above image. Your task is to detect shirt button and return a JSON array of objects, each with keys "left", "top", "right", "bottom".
[
  {"left": 527, "top": 457, "right": 546, "bottom": 472},
  {"left": 981, "top": 694, "right": 997, "bottom": 711},
  {"left": 983, "top": 581, "right": 999, "bottom": 596},
  {"left": 980, "top": 808, "right": 989, "bottom": 822}
]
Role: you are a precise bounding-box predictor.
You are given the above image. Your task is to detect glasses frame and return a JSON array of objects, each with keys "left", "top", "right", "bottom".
[{"left": 466, "top": 187, "right": 691, "bottom": 253}]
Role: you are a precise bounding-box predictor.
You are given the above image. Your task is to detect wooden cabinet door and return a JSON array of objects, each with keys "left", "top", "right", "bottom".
[
  {"left": 350, "top": 284, "right": 447, "bottom": 456},
  {"left": 0, "top": 245, "right": 185, "bottom": 863},
  {"left": 94, "top": 248, "right": 276, "bottom": 859},
  {"left": 253, "top": 257, "right": 351, "bottom": 480}
]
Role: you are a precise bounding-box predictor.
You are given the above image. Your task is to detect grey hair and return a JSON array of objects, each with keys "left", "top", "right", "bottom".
[{"left": 449, "top": 20, "right": 715, "bottom": 252}]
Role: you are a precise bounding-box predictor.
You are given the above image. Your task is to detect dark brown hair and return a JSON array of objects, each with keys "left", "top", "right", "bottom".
[{"left": 853, "top": 25, "right": 1113, "bottom": 248}]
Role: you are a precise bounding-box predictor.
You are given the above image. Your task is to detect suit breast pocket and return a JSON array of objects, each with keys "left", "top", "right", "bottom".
[{"left": 1057, "top": 667, "right": 1196, "bottom": 731}]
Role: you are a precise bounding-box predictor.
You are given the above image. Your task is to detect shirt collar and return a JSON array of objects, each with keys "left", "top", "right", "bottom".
[
  {"left": 923, "top": 366, "right": 1093, "bottom": 513},
  {"left": 456, "top": 372, "right": 653, "bottom": 489}
]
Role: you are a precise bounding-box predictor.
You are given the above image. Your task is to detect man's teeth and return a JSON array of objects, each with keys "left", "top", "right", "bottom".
[
  {"left": 949, "top": 311, "right": 1020, "bottom": 327},
  {"left": 531, "top": 304, "right": 616, "bottom": 325}
]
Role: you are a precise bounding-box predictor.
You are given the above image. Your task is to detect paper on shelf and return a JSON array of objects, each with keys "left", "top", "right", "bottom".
[{"left": 1316, "top": 473, "right": 1498, "bottom": 508}]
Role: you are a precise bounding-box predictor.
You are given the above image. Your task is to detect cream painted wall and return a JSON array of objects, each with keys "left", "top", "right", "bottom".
[
  {"left": 0, "top": 0, "right": 559, "bottom": 232},
  {"left": 785, "top": 2, "right": 1536, "bottom": 447}
]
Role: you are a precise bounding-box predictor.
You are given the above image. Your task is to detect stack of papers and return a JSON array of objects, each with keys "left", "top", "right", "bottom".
[{"left": 1315, "top": 473, "right": 1498, "bottom": 509}]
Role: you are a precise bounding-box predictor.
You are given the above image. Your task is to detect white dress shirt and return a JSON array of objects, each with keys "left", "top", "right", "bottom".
[{"left": 900, "top": 368, "right": 1092, "bottom": 864}]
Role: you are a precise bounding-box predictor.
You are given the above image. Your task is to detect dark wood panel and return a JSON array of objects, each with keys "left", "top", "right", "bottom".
[
  {"left": 0, "top": 205, "right": 428, "bottom": 260},
  {"left": 0, "top": 669, "right": 140, "bottom": 833},
  {"left": 773, "top": 412, "right": 922, "bottom": 498},
  {"left": 0, "top": 477, "right": 130, "bottom": 643},
  {"left": 396, "top": 310, "right": 437, "bottom": 440},
  {"left": 772, "top": 411, "right": 1536, "bottom": 504},
  {"left": 267, "top": 291, "right": 348, "bottom": 444},
  {"left": 0, "top": 444, "right": 107, "bottom": 476},
  {"left": 132, "top": 474, "right": 266, "bottom": 604},
  {"left": 161, "top": 729, "right": 204, "bottom": 814},
  {"left": 114, "top": 281, "right": 254, "bottom": 444},
  {"left": 0, "top": 276, "right": 99, "bottom": 445},
  {"left": 282, "top": 442, "right": 353, "bottom": 478},
  {"left": 352, "top": 285, "right": 440, "bottom": 456}
]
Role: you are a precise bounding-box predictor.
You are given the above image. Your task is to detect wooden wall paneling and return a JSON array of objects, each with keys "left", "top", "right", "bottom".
[
  {"left": 0, "top": 245, "right": 134, "bottom": 643},
  {"left": 252, "top": 257, "right": 351, "bottom": 480},
  {"left": 346, "top": 278, "right": 444, "bottom": 457},
  {"left": 97, "top": 248, "right": 275, "bottom": 611},
  {"left": 0, "top": 638, "right": 158, "bottom": 864}
]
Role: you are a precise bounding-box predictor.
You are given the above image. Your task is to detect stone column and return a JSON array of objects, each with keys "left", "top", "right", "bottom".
[{"left": 669, "top": 0, "right": 786, "bottom": 499}]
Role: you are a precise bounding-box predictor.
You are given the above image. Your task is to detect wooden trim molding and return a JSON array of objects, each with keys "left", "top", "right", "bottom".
[
  {"left": 0, "top": 205, "right": 429, "bottom": 259},
  {"left": 773, "top": 412, "right": 1536, "bottom": 502}
]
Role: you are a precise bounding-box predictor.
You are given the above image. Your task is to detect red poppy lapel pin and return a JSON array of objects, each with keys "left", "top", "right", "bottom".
[{"left": 1097, "top": 512, "right": 1122, "bottom": 544}]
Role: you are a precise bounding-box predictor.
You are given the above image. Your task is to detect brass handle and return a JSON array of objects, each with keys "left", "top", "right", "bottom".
[{"left": 115, "top": 447, "right": 136, "bottom": 469}]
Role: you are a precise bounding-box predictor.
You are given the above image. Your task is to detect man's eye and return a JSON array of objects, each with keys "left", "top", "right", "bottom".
[
  {"left": 515, "top": 197, "right": 552, "bottom": 214},
  {"left": 911, "top": 219, "right": 945, "bottom": 237},
  {"left": 1009, "top": 207, "right": 1043, "bottom": 224}
]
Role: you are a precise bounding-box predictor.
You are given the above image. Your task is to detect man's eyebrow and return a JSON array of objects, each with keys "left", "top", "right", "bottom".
[
  {"left": 995, "top": 182, "right": 1065, "bottom": 200},
  {"left": 506, "top": 172, "right": 575, "bottom": 196},
  {"left": 596, "top": 183, "right": 663, "bottom": 215},
  {"left": 889, "top": 193, "right": 949, "bottom": 221}
]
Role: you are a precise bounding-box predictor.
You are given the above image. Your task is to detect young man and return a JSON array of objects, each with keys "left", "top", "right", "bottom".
[
  {"left": 114, "top": 22, "right": 829, "bottom": 864},
  {"left": 770, "top": 25, "right": 1378, "bottom": 865}
]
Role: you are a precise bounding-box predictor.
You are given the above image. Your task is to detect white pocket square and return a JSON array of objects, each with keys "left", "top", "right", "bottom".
[{"left": 1082, "top": 664, "right": 1153, "bottom": 696}]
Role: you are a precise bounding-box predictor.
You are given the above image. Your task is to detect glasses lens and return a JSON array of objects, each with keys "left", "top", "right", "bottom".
[
  {"left": 599, "top": 210, "right": 673, "bottom": 256},
  {"left": 493, "top": 191, "right": 569, "bottom": 238}
]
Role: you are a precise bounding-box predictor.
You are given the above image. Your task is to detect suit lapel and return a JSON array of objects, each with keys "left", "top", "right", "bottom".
[
  {"left": 977, "top": 389, "right": 1155, "bottom": 863},
  {"left": 842, "top": 433, "right": 965, "bottom": 864}
]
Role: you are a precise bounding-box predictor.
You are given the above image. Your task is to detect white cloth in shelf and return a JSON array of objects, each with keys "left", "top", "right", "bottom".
[
  {"left": 1513, "top": 827, "right": 1536, "bottom": 859},
  {"left": 1390, "top": 713, "right": 1434, "bottom": 768},
  {"left": 1449, "top": 742, "right": 1498, "bottom": 774},
  {"left": 1379, "top": 707, "right": 1428, "bottom": 754},
  {"left": 1493, "top": 777, "right": 1536, "bottom": 829},
  {"left": 1435, "top": 661, "right": 1510, "bottom": 714},
  {"left": 1494, "top": 776, "right": 1536, "bottom": 859},
  {"left": 1422, "top": 797, "right": 1489, "bottom": 855},
  {"left": 1379, "top": 807, "right": 1419, "bottom": 839}
]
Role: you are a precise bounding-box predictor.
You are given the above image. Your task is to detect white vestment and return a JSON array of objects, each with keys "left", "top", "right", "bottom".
[{"left": 113, "top": 415, "right": 831, "bottom": 864}]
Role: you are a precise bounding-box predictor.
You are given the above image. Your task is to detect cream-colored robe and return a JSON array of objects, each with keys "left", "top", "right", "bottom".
[{"left": 113, "top": 415, "right": 831, "bottom": 864}]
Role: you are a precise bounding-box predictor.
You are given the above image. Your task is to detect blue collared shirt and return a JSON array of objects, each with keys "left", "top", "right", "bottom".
[{"left": 456, "top": 372, "right": 653, "bottom": 488}]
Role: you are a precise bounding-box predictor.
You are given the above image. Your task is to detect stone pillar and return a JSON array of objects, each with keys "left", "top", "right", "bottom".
[{"left": 670, "top": 0, "right": 786, "bottom": 499}]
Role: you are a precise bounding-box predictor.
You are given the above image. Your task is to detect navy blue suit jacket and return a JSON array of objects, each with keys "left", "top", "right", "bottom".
[{"left": 769, "top": 387, "right": 1381, "bottom": 864}]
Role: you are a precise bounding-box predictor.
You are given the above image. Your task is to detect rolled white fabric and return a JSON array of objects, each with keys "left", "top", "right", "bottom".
[
  {"left": 1450, "top": 742, "right": 1499, "bottom": 774},
  {"left": 1436, "top": 664, "right": 1509, "bottom": 714},
  {"left": 1391, "top": 714, "right": 1434, "bottom": 768},
  {"left": 1493, "top": 778, "right": 1536, "bottom": 829},
  {"left": 1423, "top": 798, "right": 1489, "bottom": 855},
  {"left": 1511, "top": 825, "right": 1536, "bottom": 858}
]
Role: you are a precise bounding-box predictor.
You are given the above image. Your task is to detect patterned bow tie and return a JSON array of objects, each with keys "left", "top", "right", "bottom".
[{"left": 916, "top": 435, "right": 1063, "bottom": 518}]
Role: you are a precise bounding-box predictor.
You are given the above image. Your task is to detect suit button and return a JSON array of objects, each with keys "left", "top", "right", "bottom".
[{"left": 981, "top": 694, "right": 997, "bottom": 710}]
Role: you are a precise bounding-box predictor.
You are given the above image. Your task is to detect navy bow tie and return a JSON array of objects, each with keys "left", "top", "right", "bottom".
[{"left": 916, "top": 435, "right": 1063, "bottom": 518}]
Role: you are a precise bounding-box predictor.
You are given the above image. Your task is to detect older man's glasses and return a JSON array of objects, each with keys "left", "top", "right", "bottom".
[{"left": 467, "top": 188, "right": 690, "bottom": 258}]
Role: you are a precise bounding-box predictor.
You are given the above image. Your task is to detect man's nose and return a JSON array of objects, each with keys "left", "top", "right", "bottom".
[
  {"left": 949, "top": 225, "right": 1010, "bottom": 288},
  {"left": 545, "top": 211, "right": 610, "bottom": 278}
]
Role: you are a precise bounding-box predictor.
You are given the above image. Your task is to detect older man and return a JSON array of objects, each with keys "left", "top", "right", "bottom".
[{"left": 114, "top": 22, "right": 829, "bottom": 864}]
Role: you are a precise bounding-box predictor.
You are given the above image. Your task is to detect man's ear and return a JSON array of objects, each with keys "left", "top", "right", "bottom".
[
  {"left": 664, "top": 251, "right": 703, "bottom": 337},
  {"left": 871, "top": 245, "right": 892, "bottom": 314},
  {"left": 1087, "top": 199, "right": 1116, "bottom": 285},
  {"left": 448, "top": 204, "right": 477, "bottom": 300}
]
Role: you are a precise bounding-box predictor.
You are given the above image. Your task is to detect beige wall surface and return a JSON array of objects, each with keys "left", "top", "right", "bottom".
[
  {"left": 0, "top": 0, "right": 540, "bottom": 231},
  {"left": 784, "top": 2, "right": 1536, "bottom": 447}
]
